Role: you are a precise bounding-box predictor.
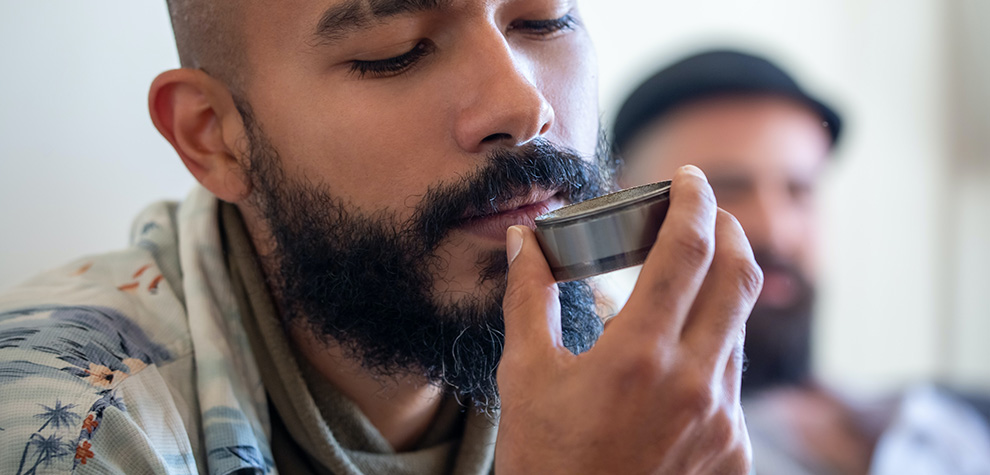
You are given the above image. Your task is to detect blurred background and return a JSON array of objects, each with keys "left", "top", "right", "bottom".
[{"left": 1, "top": 1, "right": 987, "bottom": 393}]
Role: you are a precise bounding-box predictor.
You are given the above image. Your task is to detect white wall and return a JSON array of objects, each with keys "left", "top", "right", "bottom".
[
  {"left": 946, "top": 0, "right": 990, "bottom": 390},
  {"left": 0, "top": 2, "right": 192, "bottom": 293},
  {"left": 1, "top": 1, "right": 987, "bottom": 391}
]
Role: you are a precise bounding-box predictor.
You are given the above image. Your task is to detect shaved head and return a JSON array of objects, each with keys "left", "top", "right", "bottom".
[{"left": 166, "top": 0, "right": 244, "bottom": 88}]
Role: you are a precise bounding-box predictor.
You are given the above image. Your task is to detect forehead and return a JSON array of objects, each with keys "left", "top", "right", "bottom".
[
  {"left": 632, "top": 96, "right": 831, "bottom": 177},
  {"left": 236, "top": 0, "right": 501, "bottom": 80},
  {"left": 240, "top": 0, "right": 477, "bottom": 41},
  {"left": 240, "top": 0, "right": 366, "bottom": 46}
]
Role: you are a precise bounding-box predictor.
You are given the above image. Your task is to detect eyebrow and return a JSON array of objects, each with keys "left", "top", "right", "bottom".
[{"left": 314, "top": 0, "right": 453, "bottom": 45}]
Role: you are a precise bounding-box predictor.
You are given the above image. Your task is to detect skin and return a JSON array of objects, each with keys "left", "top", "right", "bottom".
[
  {"left": 620, "top": 96, "right": 876, "bottom": 473},
  {"left": 499, "top": 169, "right": 761, "bottom": 473},
  {"left": 621, "top": 96, "right": 831, "bottom": 308},
  {"left": 149, "top": 0, "right": 760, "bottom": 471}
]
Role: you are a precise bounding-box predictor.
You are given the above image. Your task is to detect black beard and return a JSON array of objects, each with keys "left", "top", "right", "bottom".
[
  {"left": 237, "top": 102, "right": 608, "bottom": 409},
  {"left": 741, "top": 250, "right": 815, "bottom": 396}
]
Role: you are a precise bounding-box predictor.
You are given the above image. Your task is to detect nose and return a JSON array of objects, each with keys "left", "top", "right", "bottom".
[
  {"left": 741, "top": 186, "right": 802, "bottom": 257},
  {"left": 452, "top": 29, "right": 555, "bottom": 153}
]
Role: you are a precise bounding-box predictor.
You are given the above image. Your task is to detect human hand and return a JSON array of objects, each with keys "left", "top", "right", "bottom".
[{"left": 495, "top": 165, "right": 761, "bottom": 474}]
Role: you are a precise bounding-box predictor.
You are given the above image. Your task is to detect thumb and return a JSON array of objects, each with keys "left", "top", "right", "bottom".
[{"left": 502, "top": 225, "right": 564, "bottom": 356}]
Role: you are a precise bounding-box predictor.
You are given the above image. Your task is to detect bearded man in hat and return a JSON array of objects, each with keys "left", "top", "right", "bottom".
[{"left": 613, "top": 49, "right": 990, "bottom": 475}]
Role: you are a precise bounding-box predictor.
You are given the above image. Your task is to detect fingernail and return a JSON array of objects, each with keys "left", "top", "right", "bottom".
[
  {"left": 506, "top": 226, "right": 523, "bottom": 265},
  {"left": 680, "top": 165, "right": 706, "bottom": 180}
]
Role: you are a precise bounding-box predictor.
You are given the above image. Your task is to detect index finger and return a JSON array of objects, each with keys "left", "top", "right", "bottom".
[{"left": 616, "top": 165, "right": 718, "bottom": 338}]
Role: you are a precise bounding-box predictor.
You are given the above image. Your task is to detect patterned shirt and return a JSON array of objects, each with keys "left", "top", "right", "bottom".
[{"left": 1, "top": 188, "right": 275, "bottom": 474}]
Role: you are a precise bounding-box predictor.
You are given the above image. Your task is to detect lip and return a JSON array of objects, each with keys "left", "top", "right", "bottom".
[
  {"left": 457, "top": 190, "right": 565, "bottom": 242},
  {"left": 758, "top": 269, "right": 799, "bottom": 307}
]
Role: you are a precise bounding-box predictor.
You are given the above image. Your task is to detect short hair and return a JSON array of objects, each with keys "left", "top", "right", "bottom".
[{"left": 165, "top": 0, "right": 244, "bottom": 89}]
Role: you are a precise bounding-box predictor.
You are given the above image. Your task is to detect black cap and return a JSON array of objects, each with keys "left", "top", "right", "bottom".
[{"left": 612, "top": 49, "right": 842, "bottom": 154}]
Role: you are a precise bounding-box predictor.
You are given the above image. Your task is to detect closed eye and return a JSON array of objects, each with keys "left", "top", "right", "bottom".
[
  {"left": 508, "top": 13, "right": 579, "bottom": 38},
  {"left": 349, "top": 40, "right": 436, "bottom": 79}
]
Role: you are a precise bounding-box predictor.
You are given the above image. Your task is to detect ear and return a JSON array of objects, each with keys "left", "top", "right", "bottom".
[{"left": 149, "top": 69, "right": 251, "bottom": 203}]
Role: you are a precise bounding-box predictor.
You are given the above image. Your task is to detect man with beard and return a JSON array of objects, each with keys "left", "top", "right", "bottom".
[
  {"left": 0, "top": 2, "right": 761, "bottom": 474},
  {"left": 613, "top": 49, "right": 990, "bottom": 475}
]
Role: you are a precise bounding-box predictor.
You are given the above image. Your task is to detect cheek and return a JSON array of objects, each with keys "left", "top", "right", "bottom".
[
  {"left": 534, "top": 34, "right": 600, "bottom": 156},
  {"left": 248, "top": 79, "right": 455, "bottom": 217},
  {"left": 622, "top": 153, "right": 681, "bottom": 188},
  {"left": 800, "top": 210, "right": 821, "bottom": 277}
]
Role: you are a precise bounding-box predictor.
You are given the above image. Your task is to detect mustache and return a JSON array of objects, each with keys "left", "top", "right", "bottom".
[
  {"left": 411, "top": 138, "right": 610, "bottom": 250},
  {"left": 752, "top": 249, "right": 804, "bottom": 277},
  {"left": 750, "top": 248, "right": 814, "bottom": 306}
]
